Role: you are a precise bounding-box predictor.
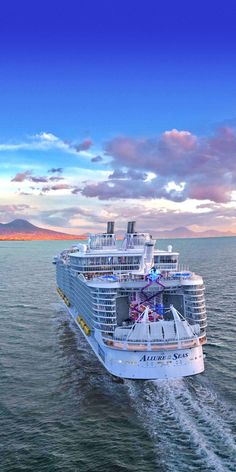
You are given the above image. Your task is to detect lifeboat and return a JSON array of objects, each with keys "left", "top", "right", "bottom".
[{"left": 76, "top": 315, "right": 91, "bottom": 336}]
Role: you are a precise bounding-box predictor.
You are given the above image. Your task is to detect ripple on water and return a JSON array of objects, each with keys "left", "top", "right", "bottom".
[
  {"left": 126, "top": 377, "right": 236, "bottom": 472},
  {"left": 0, "top": 239, "right": 236, "bottom": 472}
]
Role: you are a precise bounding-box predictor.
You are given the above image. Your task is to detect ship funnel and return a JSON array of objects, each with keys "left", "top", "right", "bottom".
[
  {"left": 107, "top": 221, "right": 115, "bottom": 234},
  {"left": 127, "top": 221, "right": 136, "bottom": 233}
]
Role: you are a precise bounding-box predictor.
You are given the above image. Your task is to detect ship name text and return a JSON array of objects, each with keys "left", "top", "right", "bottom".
[{"left": 139, "top": 352, "right": 189, "bottom": 362}]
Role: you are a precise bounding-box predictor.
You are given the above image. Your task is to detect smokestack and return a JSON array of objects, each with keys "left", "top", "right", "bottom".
[
  {"left": 107, "top": 221, "right": 115, "bottom": 234},
  {"left": 127, "top": 221, "right": 136, "bottom": 233}
]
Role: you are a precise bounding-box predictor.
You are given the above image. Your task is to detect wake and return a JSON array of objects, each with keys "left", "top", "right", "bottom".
[
  {"left": 55, "top": 302, "right": 236, "bottom": 470},
  {"left": 126, "top": 377, "right": 236, "bottom": 472}
]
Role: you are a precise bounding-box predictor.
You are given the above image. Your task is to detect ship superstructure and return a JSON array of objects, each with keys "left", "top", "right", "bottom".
[{"left": 54, "top": 222, "right": 207, "bottom": 379}]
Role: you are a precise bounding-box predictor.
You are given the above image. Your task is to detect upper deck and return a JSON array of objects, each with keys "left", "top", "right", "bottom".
[{"left": 58, "top": 221, "right": 180, "bottom": 275}]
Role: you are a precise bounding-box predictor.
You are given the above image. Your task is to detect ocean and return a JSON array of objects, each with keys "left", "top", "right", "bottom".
[{"left": 0, "top": 238, "right": 236, "bottom": 472}]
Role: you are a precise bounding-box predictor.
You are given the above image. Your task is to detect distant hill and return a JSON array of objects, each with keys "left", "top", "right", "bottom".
[
  {"left": 0, "top": 219, "right": 85, "bottom": 240},
  {"left": 0, "top": 219, "right": 235, "bottom": 241},
  {"left": 153, "top": 226, "right": 236, "bottom": 239}
]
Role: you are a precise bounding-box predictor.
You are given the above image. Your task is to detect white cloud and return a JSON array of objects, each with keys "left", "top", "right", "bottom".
[
  {"left": 0, "top": 132, "right": 85, "bottom": 156},
  {"left": 145, "top": 172, "right": 156, "bottom": 182},
  {"left": 165, "top": 181, "right": 186, "bottom": 192},
  {"left": 35, "top": 132, "right": 59, "bottom": 142}
]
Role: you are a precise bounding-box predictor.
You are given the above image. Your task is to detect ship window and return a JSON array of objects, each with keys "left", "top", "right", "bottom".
[{"left": 154, "top": 256, "right": 177, "bottom": 263}]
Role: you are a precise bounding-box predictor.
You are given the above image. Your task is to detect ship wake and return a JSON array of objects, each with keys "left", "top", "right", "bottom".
[{"left": 126, "top": 377, "right": 236, "bottom": 472}]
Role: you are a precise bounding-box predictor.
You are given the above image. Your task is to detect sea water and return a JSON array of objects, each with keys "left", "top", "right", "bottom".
[{"left": 0, "top": 238, "right": 235, "bottom": 471}]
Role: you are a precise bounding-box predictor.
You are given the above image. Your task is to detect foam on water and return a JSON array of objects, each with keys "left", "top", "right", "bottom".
[
  {"left": 126, "top": 377, "right": 236, "bottom": 472},
  {"left": 59, "top": 294, "right": 236, "bottom": 472},
  {"left": 1, "top": 238, "right": 236, "bottom": 472}
]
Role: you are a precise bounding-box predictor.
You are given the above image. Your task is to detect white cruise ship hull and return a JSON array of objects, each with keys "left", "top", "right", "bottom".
[
  {"left": 54, "top": 221, "right": 207, "bottom": 380},
  {"left": 64, "top": 301, "right": 204, "bottom": 380}
]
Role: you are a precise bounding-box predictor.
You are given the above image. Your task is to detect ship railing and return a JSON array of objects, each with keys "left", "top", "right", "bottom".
[
  {"left": 109, "top": 336, "right": 197, "bottom": 343},
  {"left": 91, "top": 274, "right": 146, "bottom": 284},
  {"left": 185, "top": 301, "right": 205, "bottom": 307},
  {"left": 88, "top": 271, "right": 202, "bottom": 285},
  {"left": 102, "top": 334, "right": 203, "bottom": 350},
  {"left": 186, "top": 307, "right": 206, "bottom": 314},
  {"left": 167, "top": 272, "right": 194, "bottom": 279},
  {"left": 183, "top": 285, "right": 205, "bottom": 292},
  {"left": 102, "top": 332, "right": 201, "bottom": 345},
  {"left": 155, "top": 264, "right": 178, "bottom": 271}
]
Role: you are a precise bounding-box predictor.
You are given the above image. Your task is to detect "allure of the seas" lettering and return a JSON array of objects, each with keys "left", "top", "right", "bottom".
[{"left": 139, "top": 352, "right": 189, "bottom": 362}]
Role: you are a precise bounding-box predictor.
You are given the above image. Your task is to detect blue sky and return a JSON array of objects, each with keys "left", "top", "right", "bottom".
[{"left": 1, "top": 0, "right": 236, "bottom": 233}]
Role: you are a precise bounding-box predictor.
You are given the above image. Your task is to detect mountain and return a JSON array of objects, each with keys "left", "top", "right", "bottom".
[
  {"left": 153, "top": 226, "right": 236, "bottom": 238},
  {"left": 0, "top": 219, "right": 235, "bottom": 241},
  {"left": 0, "top": 219, "right": 85, "bottom": 240}
]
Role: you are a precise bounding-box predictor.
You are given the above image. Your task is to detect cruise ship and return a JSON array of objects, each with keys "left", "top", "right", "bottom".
[{"left": 53, "top": 221, "right": 207, "bottom": 379}]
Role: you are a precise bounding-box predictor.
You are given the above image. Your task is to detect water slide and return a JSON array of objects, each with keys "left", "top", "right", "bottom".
[{"left": 132, "top": 273, "right": 165, "bottom": 315}]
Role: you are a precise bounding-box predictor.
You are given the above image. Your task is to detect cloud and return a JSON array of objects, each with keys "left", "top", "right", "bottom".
[
  {"left": 108, "top": 169, "right": 148, "bottom": 180},
  {"left": 73, "top": 139, "right": 93, "bottom": 152},
  {"left": 1, "top": 198, "right": 235, "bottom": 233},
  {"left": 11, "top": 170, "right": 49, "bottom": 184},
  {"left": 161, "top": 129, "right": 197, "bottom": 150},
  {"left": 0, "top": 133, "right": 92, "bottom": 156},
  {"left": 86, "top": 202, "right": 236, "bottom": 233},
  {"left": 51, "top": 183, "right": 72, "bottom": 191},
  {"left": 91, "top": 155, "right": 103, "bottom": 163},
  {"left": 81, "top": 178, "right": 186, "bottom": 202},
  {"left": 41, "top": 183, "right": 72, "bottom": 193},
  {"left": 0, "top": 132, "right": 62, "bottom": 152},
  {"left": 71, "top": 186, "right": 81, "bottom": 194},
  {"left": 38, "top": 206, "right": 94, "bottom": 227},
  {"left": 18, "top": 192, "right": 33, "bottom": 196},
  {"left": 62, "top": 138, "right": 93, "bottom": 154},
  {"left": 11, "top": 171, "right": 32, "bottom": 182},
  {"left": 35, "top": 132, "right": 58, "bottom": 142},
  {"left": 188, "top": 183, "right": 232, "bottom": 203},
  {"left": 30, "top": 176, "right": 48, "bottom": 183},
  {"left": 80, "top": 127, "right": 236, "bottom": 203},
  {"left": 49, "top": 176, "right": 64, "bottom": 182},
  {"left": 48, "top": 167, "right": 63, "bottom": 173},
  {"left": 0, "top": 204, "right": 32, "bottom": 222},
  {"left": 10, "top": 167, "right": 77, "bottom": 195}
]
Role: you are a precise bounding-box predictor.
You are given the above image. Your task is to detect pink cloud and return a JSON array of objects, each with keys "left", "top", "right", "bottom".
[
  {"left": 162, "top": 129, "right": 197, "bottom": 150},
  {"left": 11, "top": 171, "right": 49, "bottom": 184},
  {"left": 81, "top": 127, "right": 236, "bottom": 203},
  {"left": 42, "top": 183, "right": 72, "bottom": 192},
  {"left": 11, "top": 170, "right": 32, "bottom": 182},
  {"left": 73, "top": 139, "right": 93, "bottom": 152},
  {"left": 189, "top": 184, "right": 232, "bottom": 203},
  {"left": 51, "top": 183, "right": 72, "bottom": 190}
]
